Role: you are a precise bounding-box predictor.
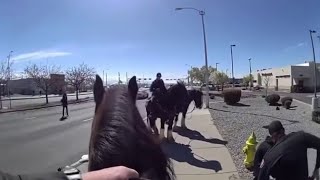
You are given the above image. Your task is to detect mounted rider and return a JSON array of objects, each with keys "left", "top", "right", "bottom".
[{"left": 150, "top": 72, "right": 167, "bottom": 101}]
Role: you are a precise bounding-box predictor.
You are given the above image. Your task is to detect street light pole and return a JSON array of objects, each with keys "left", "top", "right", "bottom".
[
  {"left": 230, "top": 45, "right": 236, "bottom": 88},
  {"left": 249, "top": 58, "right": 252, "bottom": 90},
  {"left": 310, "top": 30, "right": 317, "bottom": 98},
  {"left": 185, "top": 64, "right": 193, "bottom": 87},
  {"left": 7, "top": 51, "right": 13, "bottom": 109},
  {"left": 176, "top": 7, "right": 210, "bottom": 108}
]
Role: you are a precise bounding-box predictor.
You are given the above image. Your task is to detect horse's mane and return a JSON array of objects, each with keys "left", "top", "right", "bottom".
[
  {"left": 165, "top": 82, "right": 188, "bottom": 105},
  {"left": 89, "top": 76, "right": 175, "bottom": 180}
]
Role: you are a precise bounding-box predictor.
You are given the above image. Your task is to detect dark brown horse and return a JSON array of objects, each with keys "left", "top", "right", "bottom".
[
  {"left": 145, "top": 81, "right": 188, "bottom": 142},
  {"left": 173, "top": 89, "right": 203, "bottom": 129},
  {"left": 88, "top": 75, "right": 175, "bottom": 180}
]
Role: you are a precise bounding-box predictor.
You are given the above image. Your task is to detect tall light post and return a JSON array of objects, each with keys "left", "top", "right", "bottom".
[
  {"left": 185, "top": 64, "right": 193, "bottom": 87},
  {"left": 230, "top": 45, "right": 236, "bottom": 88},
  {"left": 7, "top": 51, "right": 13, "bottom": 109},
  {"left": 175, "top": 7, "right": 210, "bottom": 108},
  {"left": 310, "top": 30, "right": 317, "bottom": 98},
  {"left": 216, "top": 63, "right": 219, "bottom": 71},
  {"left": 248, "top": 58, "right": 252, "bottom": 90}
]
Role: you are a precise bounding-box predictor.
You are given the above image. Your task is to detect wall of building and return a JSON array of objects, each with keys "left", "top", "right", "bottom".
[
  {"left": 253, "top": 66, "right": 292, "bottom": 90},
  {"left": 253, "top": 61, "right": 320, "bottom": 92},
  {"left": 8, "top": 78, "right": 42, "bottom": 95}
]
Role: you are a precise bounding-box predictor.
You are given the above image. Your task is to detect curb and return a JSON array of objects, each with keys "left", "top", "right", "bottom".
[{"left": 0, "top": 98, "right": 94, "bottom": 114}]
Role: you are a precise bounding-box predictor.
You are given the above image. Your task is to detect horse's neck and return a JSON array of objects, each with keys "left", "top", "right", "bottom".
[{"left": 186, "top": 94, "right": 193, "bottom": 105}]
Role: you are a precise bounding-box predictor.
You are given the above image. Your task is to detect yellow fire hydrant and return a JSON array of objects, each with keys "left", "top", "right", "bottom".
[{"left": 242, "top": 131, "right": 258, "bottom": 170}]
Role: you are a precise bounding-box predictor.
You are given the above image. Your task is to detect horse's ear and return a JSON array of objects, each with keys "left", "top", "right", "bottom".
[
  {"left": 128, "top": 76, "right": 138, "bottom": 101},
  {"left": 94, "top": 75, "right": 104, "bottom": 111}
]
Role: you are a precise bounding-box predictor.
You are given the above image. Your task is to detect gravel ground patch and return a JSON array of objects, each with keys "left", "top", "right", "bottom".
[{"left": 209, "top": 96, "right": 320, "bottom": 179}]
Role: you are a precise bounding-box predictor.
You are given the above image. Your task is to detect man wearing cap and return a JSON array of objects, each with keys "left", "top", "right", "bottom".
[
  {"left": 150, "top": 72, "right": 167, "bottom": 96},
  {"left": 258, "top": 120, "right": 320, "bottom": 180}
]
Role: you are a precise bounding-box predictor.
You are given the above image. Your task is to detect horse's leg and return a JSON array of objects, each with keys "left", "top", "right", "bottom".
[
  {"left": 149, "top": 116, "right": 159, "bottom": 135},
  {"left": 181, "top": 105, "right": 188, "bottom": 128},
  {"left": 160, "top": 117, "right": 165, "bottom": 141},
  {"left": 173, "top": 113, "right": 179, "bottom": 129},
  {"left": 167, "top": 116, "right": 175, "bottom": 143},
  {"left": 146, "top": 110, "right": 152, "bottom": 131}
]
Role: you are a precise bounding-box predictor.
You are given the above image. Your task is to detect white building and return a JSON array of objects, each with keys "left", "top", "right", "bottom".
[{"left": 252, "top": 61, "right": 320, "bottom": 92}]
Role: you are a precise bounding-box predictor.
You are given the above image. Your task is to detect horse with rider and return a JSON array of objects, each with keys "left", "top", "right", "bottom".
[{"left": 146, "top": 72, "right": 204, "bottom": 143}]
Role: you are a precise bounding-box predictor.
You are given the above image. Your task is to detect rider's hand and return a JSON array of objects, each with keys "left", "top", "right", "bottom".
[{"left": 82, "top": 166, "right": 139, "bottom": 180}]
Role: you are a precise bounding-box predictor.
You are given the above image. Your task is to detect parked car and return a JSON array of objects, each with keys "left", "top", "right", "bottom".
[
  {"left": 200, "top": 84, "right": 215, "bottom": 91},
  {"left": 137, "top": 90, "right": 149, "bottom": 100}
]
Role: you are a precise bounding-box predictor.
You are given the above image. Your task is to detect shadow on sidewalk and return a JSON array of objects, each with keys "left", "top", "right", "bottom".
[
  {"left": 161, "top": 142, "right": 222, "bottom": 172},
  {"left": 173, "top": 126, "right": 228, "bottom": 145}
]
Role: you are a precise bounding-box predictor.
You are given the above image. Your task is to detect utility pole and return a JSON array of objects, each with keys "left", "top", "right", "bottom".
[
  {"left": 249, "top": 58, "right": 252, "bottom": 90},
  {"left": 103, "top": 70, "right": 105, "bottom": 86},
  {"left": 105, "top": 72, "right": 108, "bottom": 87},
  {"left": 126, "top": 72, "right": 128, "bottom": 84},
  {"left": 230, "top": 45, "right": 236, "bottom": 88},
  {"left": 310, "top": 30, "right": 319, "bottom": 122},
  {"left": 7, "top": 51, "right": 13, "bottom": 109},
  {"left": 118, "top": 72, "right": 121, "bottom": 84},
  {"left": 175, "top": 7, "right": 210, "bottom": 108}
]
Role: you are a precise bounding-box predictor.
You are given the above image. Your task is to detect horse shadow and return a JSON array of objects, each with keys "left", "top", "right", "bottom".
[
  {"left": 173, "top": 126, "right": 228, "bottom": 145},
  {"left": 161, "top": 142, "right": 222, "bottom": 172}
]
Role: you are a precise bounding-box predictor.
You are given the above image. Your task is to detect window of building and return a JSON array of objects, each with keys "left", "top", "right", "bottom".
[{"left": 275, "top": 75, "right": 290, "bottom": 78}]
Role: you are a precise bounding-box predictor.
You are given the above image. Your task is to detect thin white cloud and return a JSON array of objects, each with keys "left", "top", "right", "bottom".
[
  {"left": 284, "top": 42, "right": 306, "bottom": 52},
  {"left": 12, "top": 50, "right": 72, "bottom": 62}
]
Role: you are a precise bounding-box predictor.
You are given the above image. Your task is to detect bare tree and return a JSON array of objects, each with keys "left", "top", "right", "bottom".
[
  {"left": 66, "top": 63, "right": 95, "bottom": 100},
  {"left": 264, "top": 75, "right": 271, "bottom": 96},
  {"left": 24, "top": 63, "right": 61, "bottom": 104},
  {"left": 209, "top": 71, "right": 229, "bottom": 91}
]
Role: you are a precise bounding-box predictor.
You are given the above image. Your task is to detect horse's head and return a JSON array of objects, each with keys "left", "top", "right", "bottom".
[
  {"left": 188, "top": 89, "right": 203, "bottom": 109},
  {"left": 89, "top": 75, "right": 175, "bottom": 180}
]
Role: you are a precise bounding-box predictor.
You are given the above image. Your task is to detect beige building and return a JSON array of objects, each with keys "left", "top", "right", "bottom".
[{"left": 252, "top": 61, "right": 320, "bottom": 92}]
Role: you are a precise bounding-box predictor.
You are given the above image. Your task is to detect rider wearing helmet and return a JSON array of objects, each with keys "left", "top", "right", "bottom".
[{"left": 150, "top": 73, "right": 167, "bottom": 97}]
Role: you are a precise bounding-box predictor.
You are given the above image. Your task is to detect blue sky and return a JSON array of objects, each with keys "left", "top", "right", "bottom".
[{"left": 1, "top": 0, "right": 320, "bottom": 82}]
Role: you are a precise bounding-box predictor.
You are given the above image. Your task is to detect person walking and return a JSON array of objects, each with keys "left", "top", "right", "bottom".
[{"left": 61, "top": 92, "right": 68, "bottom": 119}]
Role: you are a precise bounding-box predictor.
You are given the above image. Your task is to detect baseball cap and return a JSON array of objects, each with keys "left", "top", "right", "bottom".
[{"left": 263, "top": 120, "right": 284, "bottom": 135}]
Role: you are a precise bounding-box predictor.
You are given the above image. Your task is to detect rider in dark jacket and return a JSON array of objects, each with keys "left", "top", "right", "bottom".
[{"left": 150, "top": 72, "right": 167, "bottom": 96}]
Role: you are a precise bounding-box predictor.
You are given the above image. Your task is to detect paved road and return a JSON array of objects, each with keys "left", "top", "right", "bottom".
[
  {"left": 0, "top": 98, "right": 148, "bottom": 174},
  {"left": 1, "top": 93, "right": 93, "bottom": 110}
]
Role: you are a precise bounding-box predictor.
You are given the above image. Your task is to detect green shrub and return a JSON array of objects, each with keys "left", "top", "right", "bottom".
[
  {"left": 281, "top": 97, "right": 293, "bottom": 105},
  {"left": 223, "top": 89, "right": 241, "bottom": 105},
  {"left": 283, "top": 100, "right": 292, "bottom": 109},
  {"left": 265, "top": 94, "right": 280, "bottom": 105}
]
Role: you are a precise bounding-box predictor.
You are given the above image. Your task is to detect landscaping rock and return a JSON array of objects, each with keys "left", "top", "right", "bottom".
[
  {"left": 265, "top": 94, "right": 280, "bottom": 105},
  {"left": 222, "top": 89, "right": 241, "bottom": 105},
  {"left": 209, "top": 96, "right": 319, "bottom": 180}
]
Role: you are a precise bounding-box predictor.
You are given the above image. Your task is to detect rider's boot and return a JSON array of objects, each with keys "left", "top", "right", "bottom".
[{"left": 159, "top": 128, "right": 165, "bottom": 141}]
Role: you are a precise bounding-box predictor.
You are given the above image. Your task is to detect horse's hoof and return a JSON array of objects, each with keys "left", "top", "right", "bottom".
[
  {"left": 181, "top": 125, "right": 187, "bottom": 129},
  {"left": 153, "top": 127, "right": 159, "bottom": 135},
  {"left": 167, "top": 137, "right": 175, "bottom": 143}
]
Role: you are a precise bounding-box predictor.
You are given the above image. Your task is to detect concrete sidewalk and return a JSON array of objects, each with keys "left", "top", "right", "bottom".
[
  {"left": 76, "top": 107, "right": 239, "bottom": 180},
  {"left": 164, "top": 108, "right": 239, "bottom": 180}
]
